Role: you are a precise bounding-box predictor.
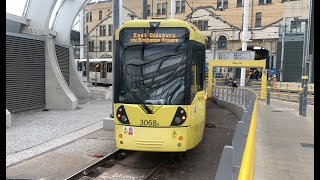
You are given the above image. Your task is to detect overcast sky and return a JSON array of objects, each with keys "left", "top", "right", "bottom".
[{"left": 5, "top": 0, "right": 89, "bottom": 31}]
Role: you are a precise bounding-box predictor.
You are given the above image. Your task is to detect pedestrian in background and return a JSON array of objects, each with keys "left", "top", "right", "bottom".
[
  {"left": 258, "top": 69, "right": 262, "bottom": 80},
  {"left": 254, "top": 69, "right": 260, "bottom": 80}
]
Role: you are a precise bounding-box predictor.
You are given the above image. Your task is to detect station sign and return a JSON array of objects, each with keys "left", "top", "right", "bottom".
[
  {"left": 216, "top": 51, "right": 255, "bottom": 60},
  {"left": 121, "top": 28, "right": 188, "bottom": 45}
]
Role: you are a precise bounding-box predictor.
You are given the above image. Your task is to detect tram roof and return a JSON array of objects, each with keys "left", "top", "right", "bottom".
[
  {"left": 116, "top": 19, "right": 205, "bottom": 44},
  {"left": 76, "top": 58, "right": 112, "bottom": 63}
]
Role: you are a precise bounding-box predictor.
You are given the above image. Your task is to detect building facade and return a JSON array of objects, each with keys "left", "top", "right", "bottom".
[
  {"left": 275, "top": 0, "right": 313, "bottom": 82},
  {"left": 83, "top": 0, "right": 287, "bottom": 58},
  {"left": 83, "top": 0, "right": 140, "bottom": 59},
  {"left": 82, "top": 0, "right": 311, "bottom": 80}
]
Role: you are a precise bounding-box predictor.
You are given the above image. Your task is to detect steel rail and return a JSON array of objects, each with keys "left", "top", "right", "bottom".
[{"left": 64, "top": 149, "right": 122, "bottom": 180}]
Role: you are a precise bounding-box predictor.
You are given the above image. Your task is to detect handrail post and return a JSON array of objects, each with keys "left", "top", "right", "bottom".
[
  {"left": 231, "top": 88, "right": 234, "bottom": 103},
  {"left": 238, "top": 89, "right": 241, "bottom": 105},
  {"left": 222, "top": 87, "right": 225, "bottom": 101},
  {"left": 242, "top": 89, "right": 245, "bottom": 106}
]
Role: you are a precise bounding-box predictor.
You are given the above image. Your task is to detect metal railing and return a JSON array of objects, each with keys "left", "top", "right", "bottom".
[
  {"left": 268, "top": 87, "right": 314, "bottom": 102},
  {"left": 213, "top": 87, "right": 257, "bottom": 180}
]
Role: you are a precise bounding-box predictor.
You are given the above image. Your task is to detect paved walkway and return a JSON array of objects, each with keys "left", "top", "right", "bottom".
[
  {"left": 254, "top": 99, "right": 314, "bottom": 180},
  {"left": 6, "top": 90, "right": 112, "bottom": 167}
]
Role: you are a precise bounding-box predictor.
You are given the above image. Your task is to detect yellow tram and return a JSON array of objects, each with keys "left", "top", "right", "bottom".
[{"left": 113, "top": 19, "right": 206, "bottom": 152}]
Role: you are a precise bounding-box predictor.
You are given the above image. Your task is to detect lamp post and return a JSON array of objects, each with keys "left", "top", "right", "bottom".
[
  {"left": 293, "top": 17, "right": 310, "bottom": 117},
  {"left": 171, "top": 0, "right": 175, "bottom": 19},
  {"left": 210, "top": 31, "right": 216, "bottom": 59},
  {"left": 86, "top": 29, "right": 90, "bottom": 84},
  {"left": 240, "top": 0, "right": 249, "bottom": 87}
]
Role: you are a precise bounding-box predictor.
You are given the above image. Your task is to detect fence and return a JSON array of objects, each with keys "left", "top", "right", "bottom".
[{"left": 213, "top": 87, "right": 257, "bottom": 180}]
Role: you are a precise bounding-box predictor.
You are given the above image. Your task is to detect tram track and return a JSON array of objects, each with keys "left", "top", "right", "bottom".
[
  {"left": 65, "top": 150, "right": 177, "bottom": 180},
  {"left": 65, "top": 149, "right": 124, "bottom": 180}
]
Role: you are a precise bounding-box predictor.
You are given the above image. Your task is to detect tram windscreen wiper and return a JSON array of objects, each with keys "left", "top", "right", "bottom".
[{"left": 121, "top": 80, "right": 153, "bottom": 114}]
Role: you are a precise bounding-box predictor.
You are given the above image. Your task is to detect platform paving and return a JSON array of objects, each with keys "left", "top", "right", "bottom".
[
  {"left": 254, "top": 99, "right": 314, "bottom": 180},
  {"left": 6, "top": 129, "right": 116, "bottom": 179},
  {"left": 6, "top": 89, "right": 112, "bottom": 167}
]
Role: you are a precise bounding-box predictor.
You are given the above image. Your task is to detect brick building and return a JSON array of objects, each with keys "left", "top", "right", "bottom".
[{"left": 82, "top": 0, "right": 310, "bottom": 72}]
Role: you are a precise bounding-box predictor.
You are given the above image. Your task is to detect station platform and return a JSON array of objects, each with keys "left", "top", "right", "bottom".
[
  {"left": 254, "top": 99, "right": 314, "bottom": 179},
  {"left": 6, "top": 87, "right": 113, "bottom": 167},
  {"left": 6, "top": 85, "right": 314, "bottom": 179}
]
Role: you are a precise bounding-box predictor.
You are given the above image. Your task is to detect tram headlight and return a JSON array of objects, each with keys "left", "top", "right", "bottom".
[
  {"left": 170, "top": 107, "right": 187, "bottom": 126},
  {"left": 174, "top": 117, "right": 182, "bottom": 124},
  {"left": 121, "top": 115, "right": 128, "bottom": 122},
  {"left": 116, "top": 105, "right": 130, "bottom": 124},
  {"left": 150, "top": 22, "right": 160, "bottom": 28}
]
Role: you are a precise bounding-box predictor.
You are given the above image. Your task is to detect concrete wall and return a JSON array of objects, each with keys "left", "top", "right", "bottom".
[
  {"left": 6, "top": 20, "right": 22, "bottom": 33},
  {"left": 53, "top": 0, "right": 87, "bottom": 44},
  {"left": 68, "top": 46, "right": 91, "bottom": 99},
  {"left": 6, "top": 109, "right": 11, "bottom": 128},
  {"left": 23, "top": 0, "right": 57, "bottom": 36},
  {"left": 45, "top": 37, "right": 78, "bottom": 110},
  {"left": 216, "top": 100, "right": 244, "bottom": 120}
]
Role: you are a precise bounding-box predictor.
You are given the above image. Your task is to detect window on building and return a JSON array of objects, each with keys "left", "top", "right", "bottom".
[
  {"left": 162, "top": 3, "right": 167, "bottom": 15},
  {"left": 147, "top": 5, "right": 151, "bottom": 16},
  {"left": 108, "top": 24, "right": 112, "bottom": 36},
  {"left": 266, "top": 0, "right": 272, "bottom": 3},
  {"left": 86, "top": 13, "right": 89, "bottom": 22},
  {"left": 191, "top": 20, "right": 209, "bottom": 31},
  {"left": 86, "top": 25, "right": 88, "bottom": 35},
  {"left": 290, "top": 21, "right": 301, "bottom": 33},
  {"left": 108, "top": 41, "right": 112, "bottom": 51},
  {"left": 103, "top": 25, "right": 106, "bottom": 36},
  {"left": 192, "top": 21, "right": 197, "bottom": 26},
  {"left": 99, "top": 10, "right": 102, "bottom": 20},
  {"left": 259, "top": 0, "right": 264, "bottom": 5},
  {"left": 89, "top": 12, "right": 92, "bottom": 22},
  {"left": 176, "top": 1, "right": 180, "bottom": 13},
  {"left": 237, "top": 0, "right": 242, "bottom": 7},
  {"left": 157, "top": 3, "right": 161, "bottom": 15},
  {"left": 89, "top": 41, "right": 95, "bottom": 52},
  {"left": 203, "top": 21, "right": 208, "bottom": 30},
  {"left": 198, "top": 21, "right": 203, "bottom": 30},
  {"left": 255, "top": 12, "right": 262, "bottom": 27},
  {"left": 217, "top": 0, "right": 222, "bottom": 9},
  {"left": 99, "top": 25, "right": 103, "bottom": 36},
  {"left": 181, "top": 1, "right": 186, "bottom": 13},
  {"left": 218, "top": 36, "right": 227, "bottom": 49},
  {"left": 223, "top": 0, "right": 228, "bottom": 9},
  {"left": 205, "top": 36, "right": 211, "bottom": 50},
  {"left": 100, "top": 41, "right": 106, "bottom": 52}
]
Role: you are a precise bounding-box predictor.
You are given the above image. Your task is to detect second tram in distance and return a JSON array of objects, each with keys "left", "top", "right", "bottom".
[
  {"left": 114, "top": 19, "right": 206, "bottom": 152},
  {"left": 76, "top": 58, "right": 113, "bottom": 85}
]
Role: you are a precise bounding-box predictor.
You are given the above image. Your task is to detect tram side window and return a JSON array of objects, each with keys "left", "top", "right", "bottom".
[
  {"left": 192, "top": 43, "right": 205, "bottom": 92},
  {"left": 90, "top": 63, "right": 101, "bottom": 72},
  {"left": 83, "top": 62, "right": 87, "bottom": 76},
  {"left": 107, "top": 62, "right": 112, "bottom": 72},
  {"left": 196, "top": 44, "right": 205, "bottom": 91},
  {"left": 77, "top": 61, "right": 82, "bottom": 71},
  {"left": 101, "top": 61, "right": 106, "bottom": 78},
  {"left": 191, "top": 47, "right": 197, "bottom": 96}
]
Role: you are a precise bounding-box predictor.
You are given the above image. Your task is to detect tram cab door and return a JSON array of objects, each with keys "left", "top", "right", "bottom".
[
  {"left": 82, "top": 62, "right": 87, "bottom": 77},
  {"left": 106, "top": 62, "right": 112, "bottom": 84},
  {"left": 101, "top": 61, "right": 107, "bottom": 78}
]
